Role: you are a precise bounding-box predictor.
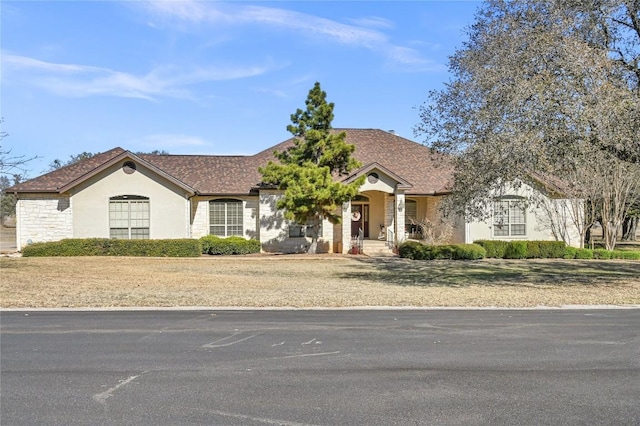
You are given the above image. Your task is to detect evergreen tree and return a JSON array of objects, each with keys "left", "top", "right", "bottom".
[{"left": 260, "top": 82, "right": 364, "bottom": 253}]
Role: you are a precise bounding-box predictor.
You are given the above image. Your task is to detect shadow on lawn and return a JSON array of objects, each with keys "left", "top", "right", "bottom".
[{"left": 340, "top": 257, "right": 640, "bottom": 288}]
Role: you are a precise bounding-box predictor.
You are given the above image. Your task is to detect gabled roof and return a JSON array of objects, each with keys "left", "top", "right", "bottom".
[
  {"left": 342, "top": 162, "right": 413, "bottom": 190},
  {"left": 255, "top": 129, "right": 453, "bottom": 195},
  {"left": 6, "top": 147, "right": 127, "bottom": 193},
  {"left": 7, "top": 129, "right": 454, "bottom": 196}
]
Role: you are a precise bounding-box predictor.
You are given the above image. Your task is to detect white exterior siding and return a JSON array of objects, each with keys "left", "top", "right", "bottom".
[{"left": 16, "top": 195, "right": 73, "bottom": 248}]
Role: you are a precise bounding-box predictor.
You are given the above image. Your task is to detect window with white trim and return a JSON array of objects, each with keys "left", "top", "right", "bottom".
[
  {"left": 289, "top": 220, "right": 323, "bottom": 238},
  {"left": 209, "top": 199, "right": 243, "bottom": 237},
  {"left": 109, "top": 196, "right": 150, "bottom": 239},
  {"left": 493, "top": 199, "right": 526, "bottom": 237},
  {"left": 405, "top": 199, "right": 419, "bottom": 236}
]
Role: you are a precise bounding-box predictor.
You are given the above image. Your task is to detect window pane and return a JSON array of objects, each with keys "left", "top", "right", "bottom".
[
  {"left": 110, "top": 202, "right": 129, "bottom": 228},
  {"left": 511, "top": 224, "right": 526, "bottom": 236},
  {"left": 510, "top": 201, "right": 525, "bottom": 224},
  {"left": 289, "top": 224, "right": 304, "bottom": 238},
  {"left": 227, "top": 202, "right": 242, "bottom": 226},
  {"left": 210, "top": 203, "right": 225, "bottom": 226},
  {"left": 210, "top": 225, "right": 226, "bottom": 237},
  {"left": 493, "top": 226, "right": 509, "bottom": 237},
  {"left": 110, "top": 228, "right": 129, "bottom": 239},
  {"left": 209, "top": 200, "right": 243, "bottom": 237},
  {"left": 228, "top": 226, "right": 243, "bottom": 236},
  {"left": 109, "top": 198, "right": 149, "bottom": 239},
  {"left": 494, "top": 201, "right": 509, "bottom": 224},
  {"left": 131, "top": 228, "right": 150, "bottom": 239}
]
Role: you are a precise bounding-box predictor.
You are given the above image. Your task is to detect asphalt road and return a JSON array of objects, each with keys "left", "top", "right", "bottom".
[{"left": 1, "top": 309, "right": 639, "bottom": 425}]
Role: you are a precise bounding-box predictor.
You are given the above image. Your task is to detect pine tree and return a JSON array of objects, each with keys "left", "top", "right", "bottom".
[{"left": 260, "top": 82, "right": 364, "bottom": 253}]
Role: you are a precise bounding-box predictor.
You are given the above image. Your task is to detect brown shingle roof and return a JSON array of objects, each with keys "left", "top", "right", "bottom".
[
  {"left": 258, "top": 129, "right": 454, "bottom": 195},
  {"left": 7, "top": 129, "right": 453, "bottom": 196},
  {"left": 6, "top": 147, "right": 127, "bottom": 193}
]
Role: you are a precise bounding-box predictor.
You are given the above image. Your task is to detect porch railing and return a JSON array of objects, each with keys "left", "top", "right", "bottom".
[
  {"left": 350, "top": 228, "right": 364, "bottom": 254},
  {"left": 386, "top": 228, "right": 395, "bottom": 249}
]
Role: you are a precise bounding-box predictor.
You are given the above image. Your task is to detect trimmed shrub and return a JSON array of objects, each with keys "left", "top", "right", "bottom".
[
  {"left": 451, "top": 243, "right": 486, "bottom": 260},
  {"left": 398, "top": 243, "right": 486, "bottom": 261},
  {"left": 526, "top": 240, "right": 567, "bottom": 258},
  {"left": 613, "top": 250, "right": 640, "bottom": 260},
  {"left": 200, "top": 235, "right": 261, "bottom": 255},
  {"left": 563, "top": 247, "right": 577, "bottom": 259},
  {"left": 431, "top": 245, "right": 455, "bottom": 259},
  {"left": 593, "top": 249, "right": 613, "bottom": 260},
  {"left": 398, "top": 241, "right": 432, "bottom": 260},
  {"left": 474, "top": 240, "right": 510, "bottom": 258},
  {"left": 21, "top": 238, "right": 202, "bottom": 257},
  {"left": 504, "top": 241, "right": 528, "bottom": 259},
  {"left": 574, "top": 248, "right": 594, "bottom": 259}
]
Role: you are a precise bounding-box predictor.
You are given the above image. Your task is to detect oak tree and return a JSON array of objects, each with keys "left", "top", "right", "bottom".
[{"left": 416, "top": 0, "right": 640, "bottom": 249}]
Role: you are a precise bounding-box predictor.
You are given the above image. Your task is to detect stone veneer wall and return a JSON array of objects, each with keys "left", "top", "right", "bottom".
[
  {"left": 190, "top": 196, "right": 259, "bottom": 240},
  {"left": 260, "top": 190, "right": 334, "bottom": 253},
  {"left": 17, "top": 194, "right": 73, "bottom": 249}
]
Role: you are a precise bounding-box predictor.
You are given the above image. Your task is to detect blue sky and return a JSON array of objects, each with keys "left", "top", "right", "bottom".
[{"left": 1, "top": 1, "right": 481, "bottom": 176}]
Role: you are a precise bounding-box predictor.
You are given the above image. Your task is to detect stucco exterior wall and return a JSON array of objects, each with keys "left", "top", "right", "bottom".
[
  {"left": 16, "top": 194, "right": 73, "bottom": 248},
  {"left": 70, "top": 161, "right": 190, "bottom": 239},
  {"left": 358, "top": 171, "right": 397, "bottom": 193},
  {"left": 360, "top": 191, "right": 386, "bottom": 239},
  {"left": 464, "top": 183, "right": 582, "bottom": 247}
]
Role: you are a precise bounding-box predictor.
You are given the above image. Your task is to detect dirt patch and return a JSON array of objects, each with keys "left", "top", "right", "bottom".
[{"left": 1, "top": 255, "right": 638, "bottom": 308}]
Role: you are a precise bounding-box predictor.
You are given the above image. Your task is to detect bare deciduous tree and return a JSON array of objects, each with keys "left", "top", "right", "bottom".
[{"left": 416, "top": 0, "right": 640, "bottom": 249}]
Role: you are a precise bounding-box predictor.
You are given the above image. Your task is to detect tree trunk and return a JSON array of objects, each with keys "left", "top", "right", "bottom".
[
  {"left": 306, "top": 215, "right": 321, "bottom": 254},
  {"left": 622, "top": 216, "right": 638, "bottom": 241}
]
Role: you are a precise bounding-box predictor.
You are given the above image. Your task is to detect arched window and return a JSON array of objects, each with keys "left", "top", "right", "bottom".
[
  {"left": 209, "top": 199, "right": 243, "bottom": 237},
  {"left": 109, "top": 195, "right": 150, "bottom": 239},
  {"left": 493, "top": 197, "right": 526, "bottom": 237}
]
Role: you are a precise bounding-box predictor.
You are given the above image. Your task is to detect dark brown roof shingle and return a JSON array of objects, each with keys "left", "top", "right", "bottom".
[{"left": 7, "top": 129, "right": 453, "bottom": 195}]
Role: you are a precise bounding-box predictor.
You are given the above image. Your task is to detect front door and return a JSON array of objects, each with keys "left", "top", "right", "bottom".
[{"left": 351, "top": 204, "right": 369, "bottom": 238}]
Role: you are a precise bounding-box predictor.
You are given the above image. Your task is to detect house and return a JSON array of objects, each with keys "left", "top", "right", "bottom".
[{"left": 6, "top": 129, "right": 582, "bottom": 252}]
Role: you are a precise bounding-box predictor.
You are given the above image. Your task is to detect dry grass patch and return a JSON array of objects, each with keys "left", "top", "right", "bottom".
[{"left": 1, "top": 255, "right": 639, "bottom": 308}]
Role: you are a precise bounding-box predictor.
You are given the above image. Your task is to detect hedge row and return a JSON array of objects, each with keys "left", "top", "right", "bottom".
[
  {"left": 399, "top": 239, "right": 640, "bottom": 261},
  {"left": 22, "top": 238, "right": 202, "bottom": 257},
  {"left": 564, "top": 247, "right": 640, "bottom": 260},
  {"left": 200, "top": 235, "right": 261, "bottom": 255},
  {"left": 399, "top": 241, "right": 486, "bottom": 260},
  {"left": 474, "top": 240, "right": 567, "bottom": 259}
]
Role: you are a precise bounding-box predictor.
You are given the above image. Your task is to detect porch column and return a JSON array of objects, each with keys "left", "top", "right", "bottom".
[
  {"left": 395, "top": 191, "right": 406, "bottom": 244},
  {"left": 341, "top": 200, "right": 351, "bottom": 253}
]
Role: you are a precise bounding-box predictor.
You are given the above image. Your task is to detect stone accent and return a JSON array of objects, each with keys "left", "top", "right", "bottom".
[
  {"left": 396, "top": 192, "right": 406, "bottom": 244},
  {"left": 17, "top": 195, "right": 73, "bottom": 249},
  {"left": 259, "top": 190, "right": 334, "bottom": 253},
  {"left": 190, "top": 198, "right": 209, "bottom": 239},
  {"left": 190, "top": 196, "right": 260, "bottom": 240},
  {"left": 341, "top": 200, "right": 351, "bottom": 253}
]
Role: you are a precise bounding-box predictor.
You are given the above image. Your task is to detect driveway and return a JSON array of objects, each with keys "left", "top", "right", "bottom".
[{"left": 1, "top": 309, "right": 639, "bottom": 425}]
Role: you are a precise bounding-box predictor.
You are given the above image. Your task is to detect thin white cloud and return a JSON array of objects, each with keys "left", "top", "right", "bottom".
[
  {"left": 140, "top": 1, "right": 435, "bottom": 69},
  {"left": 2, "top": 52, "right": 276, "bottom": 100},
  {"left": 348, "top": 16, "right": 395, "bottom": 30},
  {"left": 2, "top": 54, "right": 106, "bottom": 74}
]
